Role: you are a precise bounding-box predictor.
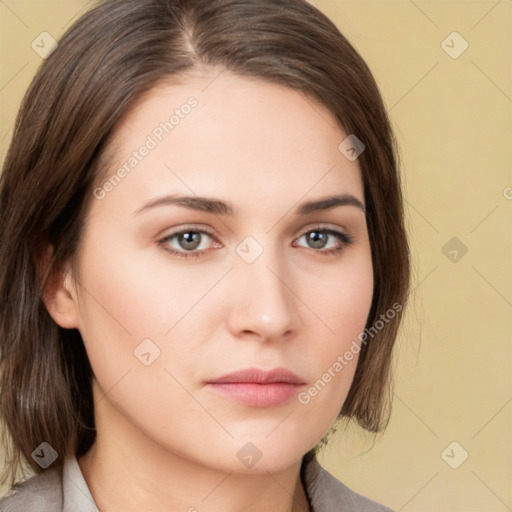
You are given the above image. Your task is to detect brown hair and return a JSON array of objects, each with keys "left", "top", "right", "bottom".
[{"left": 0, "top": 0, "right": 410, "bottom": 490}]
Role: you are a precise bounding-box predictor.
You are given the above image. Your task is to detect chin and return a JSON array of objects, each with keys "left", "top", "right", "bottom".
[{"left": 221, "top": 432, "right": 317, "bottom": 475}]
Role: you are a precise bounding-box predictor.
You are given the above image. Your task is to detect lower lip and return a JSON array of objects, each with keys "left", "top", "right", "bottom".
[{"left": 207, "top": 382, "right": 303, "bottom": 407}]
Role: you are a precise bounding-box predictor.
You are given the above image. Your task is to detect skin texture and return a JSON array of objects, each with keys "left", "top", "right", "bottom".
[{"left": 44, "top": 70, "right": 374, "bottom": 512}]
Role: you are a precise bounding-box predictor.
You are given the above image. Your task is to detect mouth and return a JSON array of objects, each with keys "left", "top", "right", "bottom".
[{"left": 205, "top": 367, "right": 306, "bottom": 408}]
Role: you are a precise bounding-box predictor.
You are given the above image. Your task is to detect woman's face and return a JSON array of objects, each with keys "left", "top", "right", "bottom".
[{"left": 59, "top": 71, "right": 373, "bottom": 473}]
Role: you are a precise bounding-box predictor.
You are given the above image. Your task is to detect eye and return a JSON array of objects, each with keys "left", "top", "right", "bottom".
[
  {"left": 158, "top": 225, "right": 354, "bottom": 260},
  {"left": 158, "top": 228, "right": 219, "bottom": 259},
  {"left": 293, "top": 226, "right": 354, "bottom": 256}
]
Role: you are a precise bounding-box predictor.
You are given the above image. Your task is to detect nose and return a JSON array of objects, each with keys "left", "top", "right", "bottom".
[{"left": 226, "top": 246, "right": 301, "bottom": 343}]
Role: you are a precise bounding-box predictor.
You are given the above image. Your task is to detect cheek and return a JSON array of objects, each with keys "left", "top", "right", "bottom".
[
  {"left": 72, "top": 239, "right": 214, "bottom": 440},
  {"left": 315, "top": 246, "right": 374, "bottom": 346},
  {"left": 76, "top": 224, "right": 209, "bottom": 333},
  {"left": 298, "top": 247, "right": 373, "bottom": 414},
  {"left": 73, "top": 229, "right": 227, "bottom": 384}
]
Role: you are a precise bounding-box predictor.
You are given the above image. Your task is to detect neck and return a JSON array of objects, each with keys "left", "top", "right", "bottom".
[{"left": 77, "top": 382, "right": 311, "bottom": 512}]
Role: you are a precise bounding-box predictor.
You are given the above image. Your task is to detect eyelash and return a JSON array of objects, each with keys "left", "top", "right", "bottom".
[{"left": 158, "top": 225, "right": 354, "bottom": 260}]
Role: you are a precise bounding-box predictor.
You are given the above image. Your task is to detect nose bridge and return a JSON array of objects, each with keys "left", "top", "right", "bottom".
[{"left": 229, "top": 235, "right": 299, "bottom": 339}]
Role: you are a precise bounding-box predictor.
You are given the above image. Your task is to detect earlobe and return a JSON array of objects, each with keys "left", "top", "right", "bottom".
[{"left": 38, "top": 245, "right": 80, "bottom": 330}]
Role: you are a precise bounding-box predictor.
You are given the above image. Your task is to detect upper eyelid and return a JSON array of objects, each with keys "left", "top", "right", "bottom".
[
  {"left": 159, "top": 222, "right": 348, "bottom": 236},
  {"left": 159, "top": 225, "right": 217, "bottom": 241}
]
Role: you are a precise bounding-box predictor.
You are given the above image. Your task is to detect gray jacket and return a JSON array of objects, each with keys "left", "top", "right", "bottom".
[{"left": 0, "top": 453, "right": 393, "bottom": 511}]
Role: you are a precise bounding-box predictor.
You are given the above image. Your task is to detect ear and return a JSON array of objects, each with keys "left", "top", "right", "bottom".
[{"left": 37, "top": 244, "right": 80, "bottom": 329}]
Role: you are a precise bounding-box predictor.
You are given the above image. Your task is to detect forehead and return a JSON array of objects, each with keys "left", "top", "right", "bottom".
[{"left": 94, "top": 71, "right": 364, "bottom": 214}]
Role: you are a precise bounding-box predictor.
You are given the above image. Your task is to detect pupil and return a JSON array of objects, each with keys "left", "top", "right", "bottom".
[
  {"left": 180, "top": 232, "right": 201, "bottom": 250},
  {"left": 308, "top": 231, "right": 326, "bottom": 249}
]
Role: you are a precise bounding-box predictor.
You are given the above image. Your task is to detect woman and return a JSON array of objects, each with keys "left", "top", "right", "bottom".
[{"left": 0, "top": 0, "right": 410, "bottom": 510}]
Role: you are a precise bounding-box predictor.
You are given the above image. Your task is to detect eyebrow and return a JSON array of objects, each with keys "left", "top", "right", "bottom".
[{"left": 133, "top": 193, "right": 365, "bottom": 216}]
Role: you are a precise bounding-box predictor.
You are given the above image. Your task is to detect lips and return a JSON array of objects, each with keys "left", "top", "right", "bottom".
[
  {"left": 205, "top": 367, "right": 306, "bottom": 407},
  {"left": 207, "top": 367, "right": 306, "bottom": 385}
]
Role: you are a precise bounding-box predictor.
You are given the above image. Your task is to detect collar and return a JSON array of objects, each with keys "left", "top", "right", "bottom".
[{"left": 62, "top": 456, "right": 98, "bottom": 512}]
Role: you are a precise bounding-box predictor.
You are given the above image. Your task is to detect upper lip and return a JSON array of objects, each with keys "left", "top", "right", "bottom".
[{"left": 206, "top": 367, "right": 306, "bottom": 385}]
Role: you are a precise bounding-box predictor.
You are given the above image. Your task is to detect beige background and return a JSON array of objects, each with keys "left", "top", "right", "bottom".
[{"left": 1, "top": 0, "right": 511, "bottom": 510}]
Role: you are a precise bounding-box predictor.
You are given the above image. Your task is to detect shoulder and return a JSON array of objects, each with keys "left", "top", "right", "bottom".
[
  {"left": 0, "top": 466, "right": 62, "bottom": 512},
  {"left": 0, "top": 456, "right": 98, "bottom": 512},
  {"left": 302, "top": 452, "right": 394, "bottom": 512}
]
